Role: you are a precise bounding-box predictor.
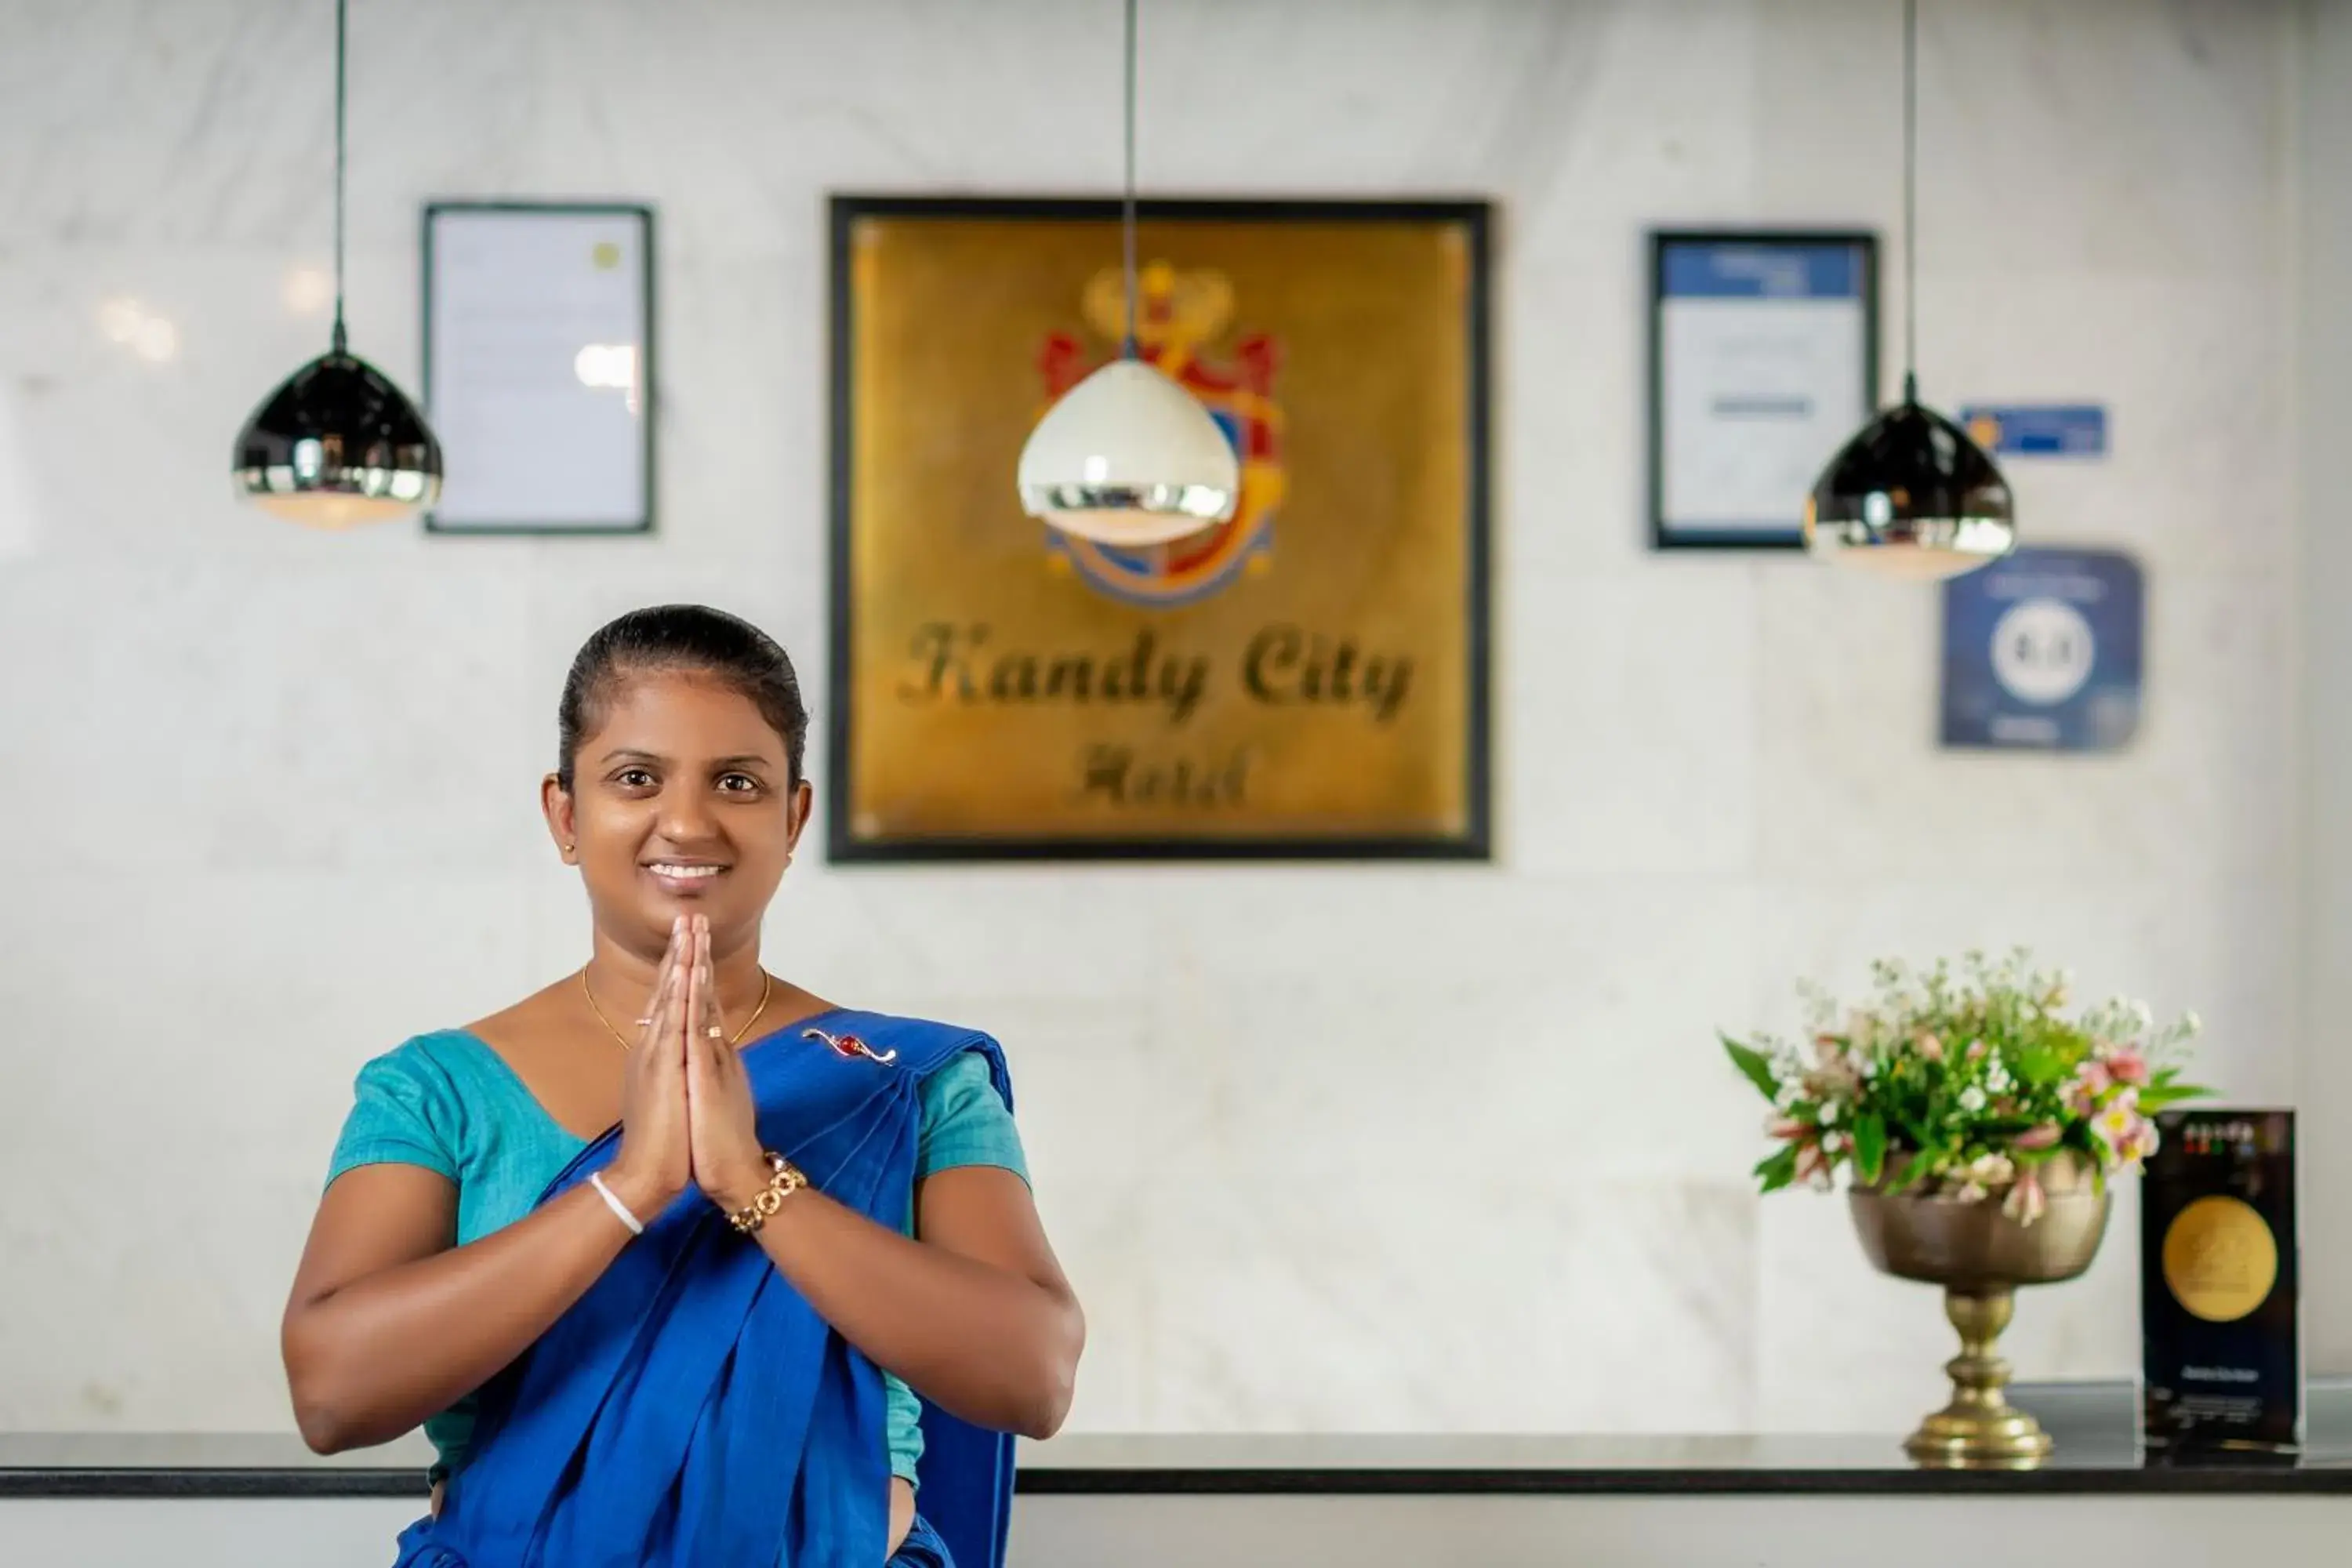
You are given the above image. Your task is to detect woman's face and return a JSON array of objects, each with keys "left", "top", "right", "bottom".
[{"left": 543, "top": 668, "right": 808, "bottom": 958}]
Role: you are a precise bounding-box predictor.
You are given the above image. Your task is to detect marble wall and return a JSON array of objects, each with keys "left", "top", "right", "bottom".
[
  {"left": 0, "top": 0, "right": 2323, "bottom": 1435},
  {"left": 2298, "top": 0, "right": 2352, "bottom": 1376}
]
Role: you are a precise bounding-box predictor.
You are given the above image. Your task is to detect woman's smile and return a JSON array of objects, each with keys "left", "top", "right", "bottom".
[{"left": 641, "top": 857, "right": 731, "bottom": 898}]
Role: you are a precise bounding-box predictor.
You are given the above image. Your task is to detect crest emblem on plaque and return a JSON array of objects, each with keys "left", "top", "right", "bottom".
[{"left": 1036, "top": 261, "right": 1283, "bottom": 608}]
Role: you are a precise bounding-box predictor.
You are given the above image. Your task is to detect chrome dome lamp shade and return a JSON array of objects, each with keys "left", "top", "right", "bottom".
[
  {"left": 1805, "top": 394, "right": 2013, "bottom": 581},
  {"left": 234, "top": 349, "right": 441, "bottom": 527},
  {"left": 1015, "top": 0, "right": 1237, "bottom": 546},
  {"left": 1806, "top": 0, "right": 2013, "bottom": 582},
  {"left": 232, "top": 0, "right": 441, "bottom": 528}
]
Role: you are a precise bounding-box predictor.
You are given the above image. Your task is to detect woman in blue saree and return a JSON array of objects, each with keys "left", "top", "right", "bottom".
[{"left": 282, "top": 605, "right": 1085, "bottom": 1566}]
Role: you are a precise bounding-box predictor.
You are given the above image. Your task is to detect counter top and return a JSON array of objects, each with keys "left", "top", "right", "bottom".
[{"left": 5, "top": 1384, "right": 2346, "bottom": 1498}]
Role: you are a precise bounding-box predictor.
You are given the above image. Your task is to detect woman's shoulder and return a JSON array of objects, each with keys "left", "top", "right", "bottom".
[
  {"left": 354, "top": 1028, "right": 510, "bottom": 1093},
  {"left": 328, "top": 1031, "right": 499, "bottom": 1186},
  {"left": 794, "top": 1005, "right": 1015, "bottom": 1112},
  {"left": 339, "top": 1030, "right": 521, "bottom": 1143},
  {"left": 815, "top": 1007, "right": 1002, "bottom": 1058}
]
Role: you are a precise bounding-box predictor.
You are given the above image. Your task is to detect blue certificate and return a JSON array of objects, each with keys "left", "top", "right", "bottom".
[
  {"left": 1649, "top": 233, "right": 1877, "bottom": 549},
  {"left": 1940, "top": 546, "right": 2143, "bottom": 751}
]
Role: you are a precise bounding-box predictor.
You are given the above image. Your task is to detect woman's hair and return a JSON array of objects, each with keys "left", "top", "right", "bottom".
[{"left": 556, "top": 604, "right": 810, "bottom": 790}]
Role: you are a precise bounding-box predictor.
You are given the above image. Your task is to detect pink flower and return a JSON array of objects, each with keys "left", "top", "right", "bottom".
[
  {"left": 2063, "top": 1060, "right": 2112, "bottom": 1115},
  {"left": 2100, "top": 1045, "right": 2151, "bottom": 1087},
  {"left": 2013, "top": 1123, "right": 2062, "bottom": 1151},
  {"left": 1915, "top": 1032, "right": 1944, "bottom": 1062},
  {"left": 1766, "top": 1116, "right": 1808, "bottom": 1141},
  {"left": 2093, "top": 1093, "right": 2149, "bottom": 1167},
  {"left": 1794, "top": 1141, "right": 1832, "bottom": 1189},
  {"left": 1966, "top": 1039, "right": 1988, "bottom": 1063},
  {"left": 2003, "top": 1167, "right": 2048, "bottom": 1225},
  {"left": 2129, "top": 1119, "right": 2161, "bottom": 1161}
]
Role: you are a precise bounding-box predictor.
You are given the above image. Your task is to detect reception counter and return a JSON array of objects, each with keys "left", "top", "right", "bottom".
[{"left": 5, "top": 1382, "right": 2346, "bottom": 1566}]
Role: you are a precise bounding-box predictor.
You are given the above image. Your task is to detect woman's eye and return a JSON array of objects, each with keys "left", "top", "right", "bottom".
[
  {"left": 718, "top": 773, "right": 761, "bottom": 794},
  {"left": 614, "top": 768, "right": 657, "bottom": 789}
]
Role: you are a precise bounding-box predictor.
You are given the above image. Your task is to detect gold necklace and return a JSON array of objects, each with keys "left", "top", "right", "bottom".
[{"left": 582, "top": 967, "right": 773, "bottom": 1051}]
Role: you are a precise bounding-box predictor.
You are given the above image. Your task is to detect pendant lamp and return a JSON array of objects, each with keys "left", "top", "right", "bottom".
[
  {"left": 1016, "top": 0, "right": 1238, "bottom": 547},
  {"left": 232, "top": 0, "right": 441, "bottom": 528},
  {"left": 1804, "top": 0, "right": 2013, "bottom": 581}
]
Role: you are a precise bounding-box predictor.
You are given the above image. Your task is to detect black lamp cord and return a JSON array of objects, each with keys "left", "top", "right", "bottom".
[
  {"left": 1901, "top": 0, "right": 1918, "bottom": 405},
  {"left": 1120, "top": 0, "right": 1138, "bottom": 359},
  {"left": 331, "top": 0, "right": 349, "bottom": 356}
]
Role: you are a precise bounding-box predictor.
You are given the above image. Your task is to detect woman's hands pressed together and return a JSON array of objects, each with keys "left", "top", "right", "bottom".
[
  {"left": 603, "top": 913, "right": 771, "bottom": 1223},
  {"left": 680, "top": 916, "right": 771, "bottom": 1214},
  {"left": 600, "top": 916, "right": 695, "bottom": 1221}
]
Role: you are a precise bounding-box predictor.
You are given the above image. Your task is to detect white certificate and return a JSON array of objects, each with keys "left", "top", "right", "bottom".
[
  {"left": 1650, "top": 235, "right": 1875, "bottom": 548},
  {"left": 424, "top": 204, "right": 654, "bottom": 533}
]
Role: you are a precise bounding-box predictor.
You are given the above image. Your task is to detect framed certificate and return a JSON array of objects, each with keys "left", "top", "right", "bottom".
[
  {"left": 828, "top": 195, "right": 1491, "bottom": 862},
  {"left": 1648, "top": 230, "right": 1877, "bottom": 550},
  {"left": 422, "top": 201, "right": 655, "bottom": 535}
]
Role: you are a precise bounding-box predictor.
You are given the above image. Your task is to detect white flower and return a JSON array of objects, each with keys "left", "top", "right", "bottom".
[
  {"left": 1986, "top": 1064, "right": 2013, "bottom": 1094},
  {"left": 1774, "top": 1080, "right": 1802, "bottom": 1110},
  {"left": 2132, "top": 1000, "right": 2154, "bottom": 1032},
  {"left": 2183, "top": 1009, "right": 2203, "bottom": 1036},
  {"left": 1965, "top": 1152, "right": 2014, "bottom": 1187},
  {"left": 1823, "top": 1131, "right": 1846, "bottom": 1153},
  {"left": 1860, "top": 1058, "right": 1880, "bottom": 1080},
  {"left": 1819, "top": 1100, "right": 1841, "bottom": 1126},
  {"left": 1958, "top": 1086, "right": 1988, "bottom": 1113}
]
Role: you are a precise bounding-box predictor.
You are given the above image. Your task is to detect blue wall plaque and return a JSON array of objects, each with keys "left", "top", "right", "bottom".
[
  {"left": 1941, "top": 546, "right": 2143, "bottom": 751},
  {"left": 1957, "top": 404, "right": 2107, "bottom": 458}
]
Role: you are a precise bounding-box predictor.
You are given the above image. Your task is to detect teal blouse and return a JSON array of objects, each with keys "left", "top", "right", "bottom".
[{"left": 323, "top": 1027, "right": 1027, "bottom": 1487}]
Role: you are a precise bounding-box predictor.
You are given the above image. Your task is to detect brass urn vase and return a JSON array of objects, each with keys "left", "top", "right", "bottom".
[{"left": 1848, "top": 1153, "right": 2109, "bottom": 1468}]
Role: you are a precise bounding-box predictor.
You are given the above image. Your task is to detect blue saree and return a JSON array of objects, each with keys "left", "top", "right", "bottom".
[{"left": 392, "top": 1012, "right": 1018, "bottom": 1568}]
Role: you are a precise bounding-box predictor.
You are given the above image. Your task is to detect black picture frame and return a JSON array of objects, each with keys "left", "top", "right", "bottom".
[
  {"left": 1646, "top": 228, "right": 1878, "bottom": 552},
  {"left": 825, "top": 194, "right": 1493, "bottom": 864},
  {"left": 420, "top": 200, "right": 659, "bottom": 536}
]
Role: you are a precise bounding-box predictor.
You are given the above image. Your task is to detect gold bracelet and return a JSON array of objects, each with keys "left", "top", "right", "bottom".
[{"left": 726, "top": 1152, "right": 808, "bottom": 1235}]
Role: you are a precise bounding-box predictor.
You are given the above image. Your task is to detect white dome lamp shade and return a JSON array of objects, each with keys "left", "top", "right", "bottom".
[
  {"left": 1017, "top": 360, "right": 1239, "bottom": 547},
  {"left": 1805, "top": 0, "right": 2014, "bottom": 583},
  {"left": 1017, "top": 0, "right": 1237, "bottom": 548},
  {"left": 231, "top": 0, "right": 442, "bottom": 528}
]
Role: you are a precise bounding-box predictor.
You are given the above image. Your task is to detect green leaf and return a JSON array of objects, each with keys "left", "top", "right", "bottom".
[
  {"left": 1722, "top": 1036, "right": 1782, "bottom": 1102},
  {"left": 2136, "top": 1083, "right": 2213, "bottom": 1112},
  {"left": 2009, "top": 1043, "right": 2066, "bottom": 1087},
  {"left": 1853, "top": 1112, "right": 1887, "bottom": 1185},
  {"left": 1886, "top": 1147, "right": 1933, "bottom": 1194},
  {"left": 1754, "top": 1143, "right": 1800, "bottom": 1193}
]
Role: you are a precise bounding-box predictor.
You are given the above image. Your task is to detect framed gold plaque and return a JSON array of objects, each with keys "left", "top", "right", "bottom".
[{"left": 826, "top": 196, "right": 1491, "bottom": 861}]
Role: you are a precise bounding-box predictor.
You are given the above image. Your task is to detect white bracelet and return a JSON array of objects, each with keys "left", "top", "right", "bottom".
[{"left": 587, "top": 1172, "right": 644, "bottom": 1236}]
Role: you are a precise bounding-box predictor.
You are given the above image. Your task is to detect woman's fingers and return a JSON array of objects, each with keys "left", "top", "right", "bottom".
[
  {"left": 632, "top": 920, "right": 681, "bottom": 1051},
  {"left": 695, "top": 916, "right": 727, "bottom": 1044},
  {"left": 656, "top": 923, "right": 691, "bottom": 1065},
  {"left": 682, "top": 919, "right": 709, "bottom": 1058}
]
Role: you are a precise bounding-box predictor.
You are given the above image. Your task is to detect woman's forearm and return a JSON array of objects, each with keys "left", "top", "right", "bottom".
[
  {"left": 282, "top": 1179, "right": 647, "bottom": 1452},
  {"left": 735, "top": 1188, "right": 1082, "bottom": 1439}
]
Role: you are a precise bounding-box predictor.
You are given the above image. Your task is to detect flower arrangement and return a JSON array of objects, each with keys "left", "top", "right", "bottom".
[{"left": 1721, "top": 949, "right": 2210, "bottom": 1225}]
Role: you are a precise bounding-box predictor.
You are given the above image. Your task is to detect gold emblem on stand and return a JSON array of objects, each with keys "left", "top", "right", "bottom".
[{"left": 2161, "top": 1195, "right": 2278, "bottom": 1323}]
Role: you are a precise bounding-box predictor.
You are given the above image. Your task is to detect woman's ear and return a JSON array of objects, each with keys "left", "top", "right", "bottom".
[
  {"left": 542, "top": 773, "right": 579, "bottom": 863},
  {"left": 785, "top": 779, "right": 814, "bottom": 862}
]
